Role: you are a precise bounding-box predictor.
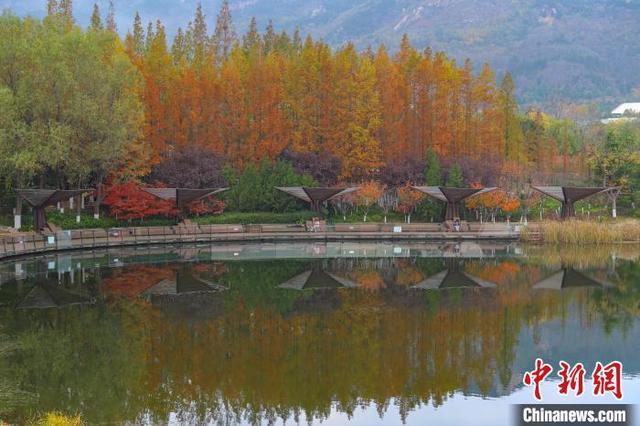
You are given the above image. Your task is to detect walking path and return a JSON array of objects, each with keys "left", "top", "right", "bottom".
[{"left": 0, "top": 222, "right": 522, "bottom": 260}]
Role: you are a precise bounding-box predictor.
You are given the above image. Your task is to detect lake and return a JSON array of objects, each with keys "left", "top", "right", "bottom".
[{"left": 0, "top": 241, "right": 639, "bottom": 425}]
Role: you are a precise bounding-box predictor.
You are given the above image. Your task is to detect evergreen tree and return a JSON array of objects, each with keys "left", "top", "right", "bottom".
[
  {"left": 90, "top": 3, "right": 103, "bottom": 31},
  {"left": 446, "top": 163, "right": 464, "bottom": 187},
  {"left": 424, "top": 149, "right": 442, "bottom": 185}
]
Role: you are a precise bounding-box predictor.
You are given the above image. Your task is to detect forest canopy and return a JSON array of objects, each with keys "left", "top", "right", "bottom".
[{"left": 0, "top": 1, "right": 638, "bottom": 218}]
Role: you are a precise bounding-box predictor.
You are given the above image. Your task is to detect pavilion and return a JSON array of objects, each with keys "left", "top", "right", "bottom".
[
  {"left": 531, "top": 186, "right": 615, "bottom": 219},
  {"left": 412, "top": 186, "right": 497, "bottom": 221},
  {"left": 533, "top": 268, "right": 614, "bottom": 290},
  {"left": 142, "top": 187, "right": 229, "bottom": 217},
  {"left": 279, "top": 267, "right": 359, "bottom": 290},
  {"left": 276, "top": 187, "right": 360, "bottom": 211},
  {"left": 16, "top": 189, "right": 94, "bottom": 232}
]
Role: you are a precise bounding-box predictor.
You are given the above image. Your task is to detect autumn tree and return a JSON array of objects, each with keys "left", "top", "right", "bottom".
[
  {"left": 396, "top": 184, "right": 424, "bottom": 223},
  {"left": 354, "top": 181, "right": 384, "bottom": 222},
  {"left": 102, "top": 181, "right": 177, "bottom": 221},
  {"left": 500, "top": 72, "right": 524, "bottom": 163},
  {"left": 213, "top": 0, "right": 236, "bottom": 60}
]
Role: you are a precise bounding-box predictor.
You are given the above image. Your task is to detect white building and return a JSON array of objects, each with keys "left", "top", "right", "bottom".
[
  {"left": 611, "top": 102, "right": 640, "bottom": 116},
  {"left": 602, "top": 102, "right": 640, "bottom": 123}
]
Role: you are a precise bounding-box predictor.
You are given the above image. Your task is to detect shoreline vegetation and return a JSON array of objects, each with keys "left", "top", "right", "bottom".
[{"left": 521, "top": 219, "right": 640, "bottom": 244}]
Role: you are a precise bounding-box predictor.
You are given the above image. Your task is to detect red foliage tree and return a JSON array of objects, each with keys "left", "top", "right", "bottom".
[
  {"left": 102, "top": 181, "right": 178, "bottom": 220},
  {"left": 186, "top": 197, "right": 226, "bottom": 216}
]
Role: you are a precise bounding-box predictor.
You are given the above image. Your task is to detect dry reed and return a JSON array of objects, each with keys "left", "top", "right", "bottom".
[{"left": 521, "top": 219, "right": 640, "bottom": 244}]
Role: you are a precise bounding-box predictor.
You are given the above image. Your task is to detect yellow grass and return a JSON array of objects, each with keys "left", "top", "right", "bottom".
[
  {"left": 521, "top": 219, "right": 640, "bottom": 244},
  {"left": 28, "top": 412, "right": 83, "bottom": 426}
]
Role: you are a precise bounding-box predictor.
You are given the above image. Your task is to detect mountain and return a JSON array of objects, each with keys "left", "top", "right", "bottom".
[{"left": 3, "top": 0, "right": 640, "bottom": 107}]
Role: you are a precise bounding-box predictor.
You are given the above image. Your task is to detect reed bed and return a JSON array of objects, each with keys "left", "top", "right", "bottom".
[{"left": 522, "top": 219, "right": 640, "bottom": 244}]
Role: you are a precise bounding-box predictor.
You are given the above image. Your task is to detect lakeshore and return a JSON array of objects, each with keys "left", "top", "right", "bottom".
[{"left": 0, "top": 222, "right": 521, "bottom": 261}]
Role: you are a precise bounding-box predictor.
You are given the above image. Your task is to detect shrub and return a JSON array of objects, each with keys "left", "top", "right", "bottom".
[
  {"left": 222, "top": 160, "right": 316, "bottom": 212},
  {"left": 194, "top": 211, "right": 317, "bottom": 225}
]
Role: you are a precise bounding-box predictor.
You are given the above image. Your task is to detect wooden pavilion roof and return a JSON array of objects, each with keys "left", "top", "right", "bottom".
[
  {"left": 412, "top": 186, "right": 498, "bottom": 203},
  {"left": 275, "top": 187, "right": 359, "bottom": 204},
  {"left": 531, "top": 186, "right": 613, "bottom": 203},
  {"left": 16, "top": 189, "right": 94, "bottom": 208},
  {"left": 142, "top": 187, "right": 229, "bottom": 208}
]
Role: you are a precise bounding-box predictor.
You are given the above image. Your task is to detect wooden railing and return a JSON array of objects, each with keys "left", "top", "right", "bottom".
[{"left": 0, "top": 222, "right": 521, "bottom": 260}]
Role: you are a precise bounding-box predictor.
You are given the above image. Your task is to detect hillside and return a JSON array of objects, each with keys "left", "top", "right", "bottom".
[{"left": 5, "top": 0, "right": 640, "bottom": 106}]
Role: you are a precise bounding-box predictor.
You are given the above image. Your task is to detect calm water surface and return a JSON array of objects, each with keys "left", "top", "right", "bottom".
[{"left": 0, "top": 241, "right": 639, "bottom": 425}]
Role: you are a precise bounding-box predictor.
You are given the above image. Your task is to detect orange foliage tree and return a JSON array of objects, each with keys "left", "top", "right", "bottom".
[
  {"left": 395, "top": 184, "right": 424, "bottom": 223},
  {"left": 119, "top": 5, "right": 533, "bottom": 182},
  {"left": 353, "top": 181, "right": 384, "bottom": 222},
  {"left": 467, "top": 187, "right": 520, "bottom": 222}
]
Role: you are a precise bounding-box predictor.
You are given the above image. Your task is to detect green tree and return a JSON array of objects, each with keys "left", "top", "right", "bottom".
[
  {"left": 90, "top": 3, "right": 102, "bottom": 31},
  {"left": 223, "top": 160, "right": 315, "bottom": 212},
  {"left": 424, "top": 148, "right": 442, "bottom": 185},
  {"left": 499, "top": 72, "right": 524, "bottom": 163},
  {"left": 0, "top": 13, "right": 145, "bottom": 218},
  {"left": 446, "top": 164, "right": 464, "bottom": 187}
]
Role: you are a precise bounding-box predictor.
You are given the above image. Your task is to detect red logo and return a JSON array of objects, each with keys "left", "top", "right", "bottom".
[
  {"left": 592, "top": 361, "right": 623, "bottom": 399},
  {"left": 557, "top": 361, "right": 586, "bottom": 397},
  {"left": 523, "top": 358, "right": 554, "bottom": 401},
  {"left": 523, "top": 359, "right": 624, "bottom": 401}
]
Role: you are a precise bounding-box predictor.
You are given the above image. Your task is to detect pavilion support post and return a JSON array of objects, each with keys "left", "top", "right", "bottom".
[
  {"left": 561, "top": 201, "right": 575, "bottom": 219},
  {"left": 14, "top": 195, "right": 22, "bottom": 230},
  {"left": 34, "top": 207, "right": 46, "bottom": 232},
  {"left": 76, "top": 195, "right": 82, "bottom": 223},
  {"left": 444, "top": 202, "right": 459, "bottom": 221},
  {"left": 94, "top": 185, "right": 101, "bottom": 219}
]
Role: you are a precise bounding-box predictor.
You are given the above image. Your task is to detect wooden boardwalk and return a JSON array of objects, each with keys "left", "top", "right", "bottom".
[{"left": 0, "top": 222, "right": 521, "bottom": 261}]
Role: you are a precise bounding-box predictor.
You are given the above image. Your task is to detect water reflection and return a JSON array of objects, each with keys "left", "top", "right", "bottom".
[
  {"left": 533, "top": 268, "right": 614, "bottom": 290},
  {"left": 17, "top": 283, "right": 95, "bottom": 310},
  {"left": 0, "top": 242, "right": 638, "bottom": 424}
]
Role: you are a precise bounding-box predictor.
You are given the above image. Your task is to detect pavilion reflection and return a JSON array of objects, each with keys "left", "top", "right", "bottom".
[
  {"left": 533, "top": 268, "right": 615, "bottom": 290},
  {"left": 142, "top": 267, "right": 227, "bottom": 298},
  {"left": 279, "top": 267, "right": 358, "bottom": 290},
  {"left": 17, "top": 282, "right": 94, "bottom": 310}
]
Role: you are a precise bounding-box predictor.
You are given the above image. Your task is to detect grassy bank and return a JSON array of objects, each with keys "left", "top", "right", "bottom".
[{"left": 521, "top": 219, "right": 640, "bottom": 244}]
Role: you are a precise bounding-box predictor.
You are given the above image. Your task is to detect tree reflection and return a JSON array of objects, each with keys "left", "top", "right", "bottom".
[{"left": 0, "top": 244, "right": 637, "bottom": 423}]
